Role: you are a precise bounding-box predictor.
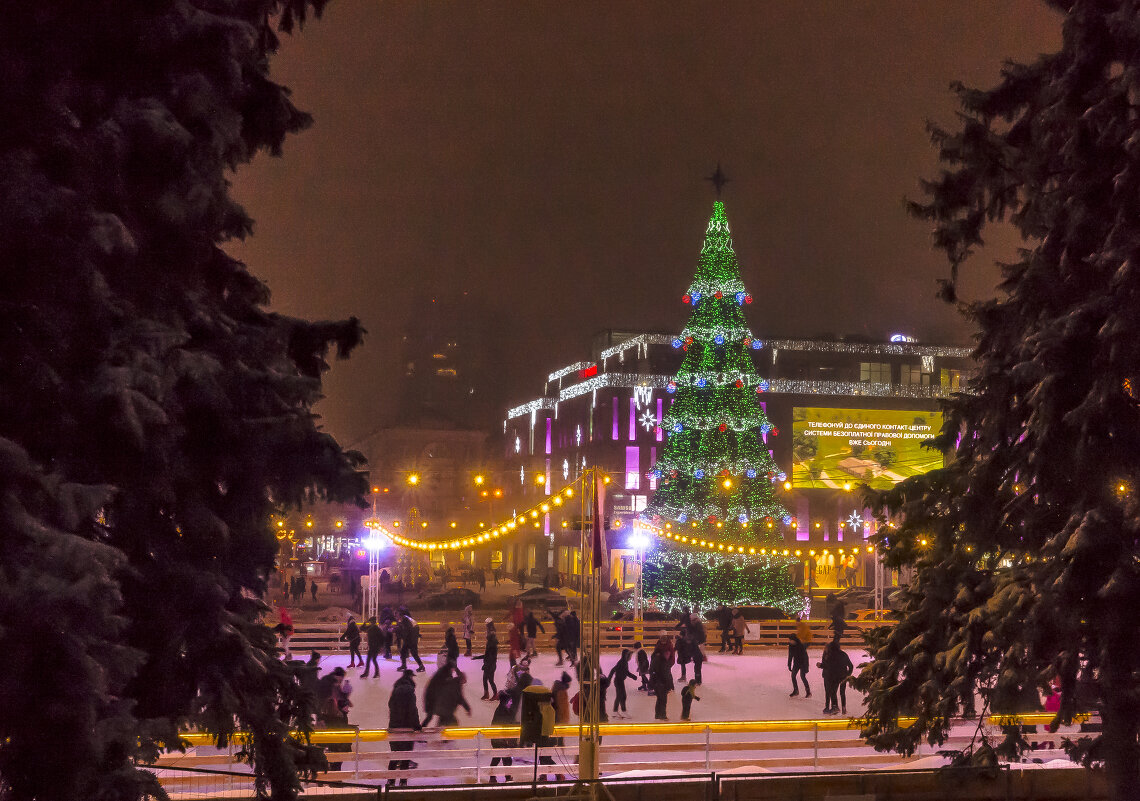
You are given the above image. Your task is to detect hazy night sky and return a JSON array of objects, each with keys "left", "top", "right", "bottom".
[{"left": 227, "top": 1, "right": 1062, "bottom": 446}]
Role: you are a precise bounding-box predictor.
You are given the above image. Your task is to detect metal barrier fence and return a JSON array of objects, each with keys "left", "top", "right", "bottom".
[
  {"left": 152, "top": 712, "right": 1093, "bottom": 795},
  {"left": 148, "top": 765, "right": 1108, "bottom": 801},
  {"left": 286, "top": 618, "right": 883, "bottom": 656}
]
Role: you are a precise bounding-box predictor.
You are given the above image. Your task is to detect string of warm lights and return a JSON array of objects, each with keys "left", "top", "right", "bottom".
[
  {"left": 633, "top": 519, "right": 876, "bottom": 559},
  {"left": 371, "top": 473, "right": 603, "bottom": 552}
]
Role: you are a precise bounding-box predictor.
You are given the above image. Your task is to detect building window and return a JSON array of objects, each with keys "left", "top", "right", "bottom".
[
  {"left": 612, "top": 397, "right": 619, "bottom": 440},
  {"left": 900, "top": 365, "right": 930, "bottom": 386},
  {"left": 648, "top": 446, "right": 657, "bottom": 490},
  {"left": 860, "top": 362, "right": 891, "bottom": 383},
  {"left": 629, "top": 397, "right": 637, "bottom": 441},
  {"left": 941, "top": 369, "right": 963, "bottom": 391},
  {"left": 625, "top": 446, "right": 640, "bottom": 490}
]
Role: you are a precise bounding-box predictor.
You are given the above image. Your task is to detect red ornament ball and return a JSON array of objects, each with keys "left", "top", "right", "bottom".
[
  {"left": 771, "top": 426, "right": 779, "bottom": 436},
  {"left": 682, "top": 294, "right": 692, "bottom": 304},
  {"left": 708, "top": 515, "right": 718, "bottom": 523},
  {"left": 714, "top": 291, "right": 723, "bottom": 299},
  {"left": 755, "top": 385, "right": 766, "bottom": 394},
  {"left": 743, "top": 338, "right": 752, "bottom": 347},
  {"left": 735, "top": 379, "right": 744, "bottom": 388},
  {"left": 745, "top": 294, "right": 753, "bottom": 304},
  {"left": 718, "top": 423, "right": 727, "bottom": 432}
]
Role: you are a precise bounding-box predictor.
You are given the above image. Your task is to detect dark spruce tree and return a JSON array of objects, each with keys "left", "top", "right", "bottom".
[
  {"left": 0, "top": 3, "right": 365, "bottom": 800},
  {"left": 854, "top": 4, "right": 1140, "bottom": 799}
]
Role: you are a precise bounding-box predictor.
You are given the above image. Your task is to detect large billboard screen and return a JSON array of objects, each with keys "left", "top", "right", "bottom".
[{"left": 791, "top": 407, "right": 944, "bottom": 489}]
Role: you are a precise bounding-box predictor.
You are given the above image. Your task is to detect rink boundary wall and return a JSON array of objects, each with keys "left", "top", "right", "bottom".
[{"left": 284, "top": 618, "right": 883, "bottom": 654}]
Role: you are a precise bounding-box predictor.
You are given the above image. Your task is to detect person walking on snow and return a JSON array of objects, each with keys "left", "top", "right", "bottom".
[{"left": 787, "top": 633, "right": 811, "bottom": 698}]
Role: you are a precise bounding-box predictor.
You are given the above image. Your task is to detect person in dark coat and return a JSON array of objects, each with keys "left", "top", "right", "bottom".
[
  {"left": 472, "top": 620, "right": 499, "bottom": 699},
  {"left": 310, "top": 579, "right": 318, "bottom": 602},
  {"left": 607, "top": 649, "right": 634, "bottom": 718},
  {"left": 819, "top": 639, "right": 854, "bottom": 714},
  {"left": 714, "top": 606, "right": 733, "bottom": 652},
  {"left": 552, "top": 611, "right": 567, "bottom": 665},
  {"left": 361, "top": 617, "right": 383, "bottom": 679},
  {"left": 634, "top": 641, "right": 651, "bottom": 691},
  {"left": 563, "top": 610, "right": 581, "bottom": 666},
  {"left": 787, "top": 633, "right": 811, "bottom": 698},
  {"left": 380, "top": 605, "right": 396, "bottom": 658},
  {"left": 432, "top": 667, "right": 472, "bottom": 725},
  {"left": 689, "top": 632, "right": 706, "bottom": 685},
  {"left": 489, "top": 691, "right": 517, "bottom": 782},
  {"left": 676, "top": 633, "right": 692, "bottom": 681},
  {"left": 398, "top": 613, "right": 426, "bottom": 672},
  {"left": 680, "top": 679, "right": 701, "bottom": 721},
  {"left": 444, "top": 626, "right": 460, "bottom": 665},
  {"left": 386, "top": 670, "right": 421, "bottom": 786},
  {"left": 341, "top": 616, "right": 362, "bottom": 667},
  {"left": 650, "top": 650, "right": 674, "bottom": 720},
  {"left": 314, "top": 668, "right": 348, "bottom": 727},
  {"left": 523, "top": 611, "right": 546, "bottom": 657}
]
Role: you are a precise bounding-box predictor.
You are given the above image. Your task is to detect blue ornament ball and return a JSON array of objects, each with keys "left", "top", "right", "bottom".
[
  {"left": 673, "top": 422, "right": 683, "bottom": 432},
  {"left": 671, "top": 338, "right": 682, "bottom": 349},
  {"left": 777, "top": 471, "right": 787, "bottom": 481},
  {"left": 714, "top": 334, "right": 725, "bottom": 345},
  {"left": 738, "top": 514, "right": 748, "bottom": 523},
  {"left": 760, "top": 379, "right": 770, "bottom": 390},
  {"left": 678, "top": 514, "right": 687, "bottom": 523},
  {"left": 696, "top": 377, "right": 706, "bottom": 388},
  {"left": 695, "top": 469, "right": 705, "bottom": 479},
  {"left": 751, "top": 340, "right": 762, "bottom": 350},
  {"left": 782, "top": 515, "right": 793, "bottom": 525},
  {"left": 746, "top": 468, "right": 757, "bottom": 479},
  {"left": 667, "top": 382, "right": 677, "bottom": 393}
]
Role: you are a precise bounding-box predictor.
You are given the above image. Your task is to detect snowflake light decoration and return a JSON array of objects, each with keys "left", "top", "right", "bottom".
[
  {"left": 639, "top": 408, "right": 658, "bottom": 432},
  {"left": 846, "top": 510, "right": 863, "bottom": 529},
  {"left": 562, "top": 458, "right": 569, "bottom": 480}
]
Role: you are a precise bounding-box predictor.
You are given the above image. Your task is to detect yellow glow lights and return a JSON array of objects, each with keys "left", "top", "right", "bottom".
[
  {"left": 635, "top": 520, "right": 797, "bottom": 558},
  {"left": 379, "top": 474, "right": 598, "bottom": 552}
]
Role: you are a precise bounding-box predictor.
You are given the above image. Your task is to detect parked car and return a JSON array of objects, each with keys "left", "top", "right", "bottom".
[
  {"left": 514, "top": 587, "right": 570, "bottom": 615},
  {"left": 423, "top": 588, "right": 480, "bottom": 609}
]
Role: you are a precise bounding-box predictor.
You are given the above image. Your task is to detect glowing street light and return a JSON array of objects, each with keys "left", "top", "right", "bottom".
[
  {"left": 474, "top": 474, "right": 485, "bottom": 485},
  {"left": 407, "top": 473, "right": 420, "bottom": 486}
]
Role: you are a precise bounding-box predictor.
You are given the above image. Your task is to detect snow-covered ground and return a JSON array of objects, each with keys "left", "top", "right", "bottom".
[{"left": 333, "top": 645, "right": 868, "bottom": 728}]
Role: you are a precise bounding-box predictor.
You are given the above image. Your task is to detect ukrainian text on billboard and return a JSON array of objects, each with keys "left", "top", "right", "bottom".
[{"left": 791, "top": 407, "right": 944, "bottom": 489}]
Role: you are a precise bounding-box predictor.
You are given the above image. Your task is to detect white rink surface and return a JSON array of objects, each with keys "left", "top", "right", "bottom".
[{"left": 327, "top": 645, "right": 866, "bottom": 728}]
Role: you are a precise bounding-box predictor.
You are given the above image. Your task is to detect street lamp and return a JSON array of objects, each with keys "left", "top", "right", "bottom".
[
  {"left": 407, "top": 473, "right": 420, "bottom": 486},
  {"left": 474, "top": 474, "right": 485, "bottom": 485},
  {"left": 628, "top": 527, "right": 652, "bottom": 622}
]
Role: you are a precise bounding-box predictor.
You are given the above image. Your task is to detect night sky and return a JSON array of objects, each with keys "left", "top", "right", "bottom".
[{"left": 227, "top": 1, "right": 1061, "bottom": 446}]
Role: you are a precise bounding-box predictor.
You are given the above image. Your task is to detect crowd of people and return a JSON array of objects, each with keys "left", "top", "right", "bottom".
[{"left": 284, "top": 597, "right": 860, "bottom": 784}]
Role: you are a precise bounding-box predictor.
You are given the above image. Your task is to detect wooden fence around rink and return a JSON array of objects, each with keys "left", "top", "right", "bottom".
[
  {"left": 152, "top": 712, "right": 1096, "bottom": 792},
  {"left": 283, "top": 618, "right": 890, "bottom": 656}
]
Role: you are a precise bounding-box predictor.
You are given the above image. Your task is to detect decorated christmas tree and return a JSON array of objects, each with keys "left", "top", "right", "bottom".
[{"left": 641, "top": 198, "right": 802, "bottom": 614}]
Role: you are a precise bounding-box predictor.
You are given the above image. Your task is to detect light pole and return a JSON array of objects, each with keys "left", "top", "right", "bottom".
[{"left": 629, "top": 526, "right": 651, "bottom": 623}]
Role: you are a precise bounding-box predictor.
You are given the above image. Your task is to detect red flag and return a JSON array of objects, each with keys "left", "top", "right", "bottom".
[{"left": 592, "top": 472, "right": 606, "bottom": 569}]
